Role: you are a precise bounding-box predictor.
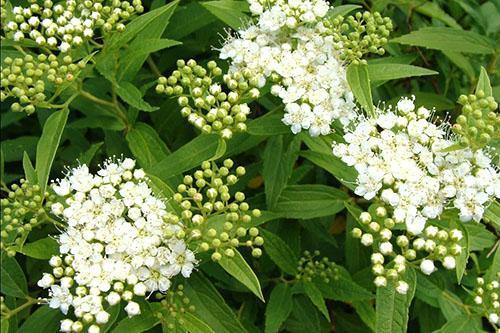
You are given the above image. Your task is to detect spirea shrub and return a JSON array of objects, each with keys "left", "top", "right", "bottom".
[{"left": 1, "top": 0, "right": 499, "bottom": 332}]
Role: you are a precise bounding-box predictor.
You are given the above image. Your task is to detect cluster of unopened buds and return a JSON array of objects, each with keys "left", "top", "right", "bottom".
[
  {"left": 472, "top": 276, "right": 499, "bottom": 326},
  {"left": 38, "top": 158, "right": 197, "bottom": 333},
  {"left": 1, "top": 54, "right": 84, "bottom": 114},
  {"left": 324, "top": 11, "right": 392, "bottom": 64},
  {"left": 0, "top": 179, "right": 56, "bottom": 256},
  {"left": 220, "top": 0, "right": 392, "bottom": 136},
  {"left": 173, "top": 159, "right": 263, "bottom": 260},
  {"left": 154, "top": 284, "right": 196, "bottom": 329},
  {"left": 295, "top": 250, "right": 339, "bottom": 283},
  {"left": 334, "top": 96, "right": 500, "bottom": 235},
  {"left": 156, "top": 59, "right": 260, "bottom": 139},
  {"left": 3, "top": 0, "right": 143, "bottom": 52},
  {"left": 454, "top": 90, "right": 499, "bottom": 150},
  {"left": 352, "top": 205, "right": 463, "bottom": 294}
]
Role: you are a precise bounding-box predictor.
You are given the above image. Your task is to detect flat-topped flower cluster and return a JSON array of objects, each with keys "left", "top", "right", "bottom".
[
  {"left": 39, "top": 158, "right": 196, "bottom": 333},
  {"left": 333, "top": 97, "right": 500, "bottom": 235}
]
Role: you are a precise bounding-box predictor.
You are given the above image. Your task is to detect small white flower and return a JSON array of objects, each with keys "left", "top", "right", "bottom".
[{"left": 125, "top": 301, "right": 141, "bottom": 317}]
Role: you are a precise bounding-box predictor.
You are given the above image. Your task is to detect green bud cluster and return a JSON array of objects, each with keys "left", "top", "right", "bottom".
[
  {"left": 1, "top": 54, "right": 84, "bottom": 114},
  {"left": 454, "top": 91, "right": 499, "bottom": 150},
  {"left": 295, "top": 250, "right": 339, "bottom": 283},
  {"left": 0, "top": 0, "right": 6, "bottom": 23},
  {"left": 471, "top": 276, "right": 499, "bottom": 327},
  {"left": 3, "top": 0, "right": 144, "bottom": 52},
  {"left": 155, "top": 284, "right": 196, "bottom": 329},
  {"left": 156, "top": 59, "right": 260, "bottom": 140},
  {"left": 351, "top": 204, "right": 462, "bottom": 292},
  {"left": 173, "top": 159, "right": 263, "bottom": 261},
  {"left": 1, "top": 179, "right": 52, "bottom": 256},
  {"left": 325, "top": 11, "right": 393, "bottom": 64}
]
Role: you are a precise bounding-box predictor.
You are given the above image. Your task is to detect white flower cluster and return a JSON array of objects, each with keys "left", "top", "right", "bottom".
[
  {"left": 3, "top": 0, "right": 143, "bottom": 52},
  {"left": 334, "top": 97, "right": 500, "bottom": 234},
  {"left": 219, "top": 0, "right": 356, "bottom": 136},
  {"left": 38, "top": 158, "right": 196, "bottom": 333}
]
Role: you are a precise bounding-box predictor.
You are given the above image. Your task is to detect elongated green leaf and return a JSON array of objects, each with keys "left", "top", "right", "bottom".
[
  {"left": 1, "top": 256, "right": 28, "bottom": 298},
  {"left": 1, "top": 318, "right": 8, "bottom": 333},
  {"left": 126, "top": 122, "right": 170, "bottom": 169},
  {"left": 437, "top": 291, "right": 466, "bottom": 320},
  {"left": 300, "top": 151, "right": 357, "bottom": 190},
  {"left": 476, "top": 66, "right": 493, "bottom": 96},
  {"left": 260, "top": 229, "right": 298, "bottom": 275},
  {"left": 111, "top": 302, "right": 160, "bottom": 333},
  {"left": 414, "top": 2, "right": 461, "bottom": 29},
  {"left": 368, "top": 63, "right": 438, "bottom": 82},
  {"left": 183, "top": 273, "right": 247, "bottom": 333},
  {"left": 180, "top": 312, "right": 216, "bottom": 333},
  {"left": 100, "top": 304, "right": 121, "bottom": 333},
  {"left": 263, "top": 135, "right": 300, "bottom": 210},
  {"left": 442, "top": 51, "right": 475, "bottom": 79},
  {"left": 303, "top": 282, "right": 330, "bottom": 321},
  {"left": 78, "top": 142, "right": 104, "bottom": 166},
  {"left": 166, "top": 2, "right": 217, "bottom": 40},
  {"left": 115, "top": 81, "right": 158, "bottom": 112},
  {"left": 17, "top": 305, "right": 63, "bottom": 333},
  {"left": 353, "top": 301, "right": 376, "bottom": 332},
  {"left": 347, "top": 63, "right": 374, "bottom": 116},
  {"left": 21, "top": 237, "right": 59, "bottom": 260},
  {"left": 265, "top": 284, "right": 293, "bottom": 333},
  {"left": 327, "top": 4, "right": 361, "bottom": 18},
  {"left": 273, "top": 185, "right": 348, "bottom": 219},
  {"left": 149, "top": 134, "right": 220, "bottom": 180},
  {"left": 391, "top": 27, "right": 495, "bottom": 54},
  {"left": 486, "top": 246, "right": 499, "bottom": 282},
  {"left": 315, "top": 265, "right": 372, "bottom": 302},
  {"left": 22, "top": 151, "right": 37, "bottom": 183},
  {"left": 35, "top": 108, "right": 69, "bottom": 194},
  {"left": 464, "top": 223, "right": 496, "bottom": 251},
  {"left": 219, "top": 249, "right": 264, "bottom": 301},
  {"left": 247, "top": 109, "right": 289, "bottom": 136},
  {"left": 291, "top": 295, "right": 321, "bottom": 332},
  {"left": 484, "top": 200, "right": 500, "bottom": 230},
  {"left": 201, "top": 0, "right": 249, "bottom": 30},
  {"left": 434, "top": 315, "right": 483, "bottom": 333},
  {"left": 375, "top": 268, "right": 416, "bottom": 333}
]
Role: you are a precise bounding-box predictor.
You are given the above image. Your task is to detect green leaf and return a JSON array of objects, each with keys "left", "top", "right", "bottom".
[
  {"left": 347, "top": 63, "right": 374, "bottom": 116},
  {"left": 300, "top": 151, "right": 357, "bottom": 190},
  {"left": 115, "top": 81, "right": 158, "bottom": 112},
  {"left": 303, "top": 282, "right": 330, "bottom": 321},
  {"left": 17, "top": 305, "right": 63, "bottom": 333},
  {"left": 484, "top": 200, "right": 500, "bottom": 230},
  {"left": 0, "top": 256, "right": 28, "bottom": 298},
  {"left": 166, "top": 2, "right": 217, "bottom": 40},
  {"left": 247, "top": 109, "right": 290, "bottom": 136},
  {"left": 464, "top": 223, "right": 496, "bottom": 251},
  {"left": 149, "top": 134, "right": 220, "bottom": 180},
  {"left": 179, "top": 312, "right": 216, "bottom": 333},
  {"left": 183, "top": 273, "right": 247, "bottom": 333},
  {"left": 260, "top": 229, "right": 298, "bottom": 275},
  {"left": 414, "top": 2, "right": 461, "bottom": 29},
  {"left": 475, "top": 66, "right": 493, "bottom": 96},
  {"left": 290, "top": 295, "right": 321, "bottom": 332},
  {"left": 315, "top": 265, "right": 373, "bottom": 302},
  {"left": 451, "top": 220, "right": 469, "bottom": 283},
  {"left": 201, "top": 0, "right": 249, "bottom": 30},
  {"left": 265, "top": 283, "right": 293, "bottom": 333},
  {"left": 111, "top": 302, "right": 160, "bottom": 333},
  {"left": 353, "top": 301, "right": 376, "bottom": 332},
  {"left": 273, "top": 185, "right": 349, "bottom": 219},
  {"left": 433, "top": 315, "right": 483, "bottom": 333},
  {"left": 20, "top": 237, "right": 59, "bottom": 260},
  {"left": 391, "top": 27, "right": 495, "bottom": 54},
  {"left": 327, "top": 4, "right": 361, "bottom": 18},
  {"left": 35, "top": 108, "right": 69, "bottom": 194},
  {"left": 1, "top": 318, "right": 8, "bottom": 333},
  {"left": 126, "top": 122, "right": 170, "bottom": 169},
  {"left": 263, "top": 135, "right": 300, "bottom": 210},
  {"left": 375, "top": 268, "right": 416, "bottom": 333},
  {"left": 218, "top": 249, "right": 264, "bottom": 302},
  {"left": 486, "top": 246, "right": 499, "bottom": 282},
  {"left": 22, "top": 151, "right": 37, "bottom": 184},
  {"left": 78, "top": 142, "right": 104, "bottom": 166},
  {"left": 442, "top": 51, "right": 476, "bottom": 79},
  {"left": 368, "top": 63, "right": 438, "bottom": 82},
  {"left": 437, "top": 291, "right": 466, "bottom": 320},
  {"left": 101, "top": 304, "right": 121, "bottom": 333},
  {"left": 69, "top": 115, "right": 125, "bottom": 131}
]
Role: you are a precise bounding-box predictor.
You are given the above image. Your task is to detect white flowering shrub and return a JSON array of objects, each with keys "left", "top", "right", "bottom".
[{"left": 1, "top": 0, "right": 499, "bottom": 333}]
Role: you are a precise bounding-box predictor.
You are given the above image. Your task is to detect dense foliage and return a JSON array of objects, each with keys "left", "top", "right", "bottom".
[{"left": 1, "top": 0, "right": 499, "bottom": 333}]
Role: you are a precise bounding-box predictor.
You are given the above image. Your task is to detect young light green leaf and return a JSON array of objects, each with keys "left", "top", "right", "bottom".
[
  {"left": 201, "top": 0, "right": 249, "bottom": 30},
  {"left": 115, "top": 81, "right": 158, "bottom": 112},
  {"left": 303, "top": 282, "right": 330, "bottom": 321},
  {"left": 35, "top": 108, "right": 69, "bottom": 194},
  {"left": 1, "top": 318, "right": 8, "bottom": 333},
  {"left": 375, "top": 268, "right": 416, "bottom": 333},
  {"left": 265, "top": 284, "right": 293, "bottom": 333},
  {"left": 0, "top": 256, "right": 28, "bottom": 298},
  {"left": 368, "top": 63, "right": 438, "bottom": 82},
  {"left": 126, "top": 122, "right": 171, "bottom": 169},
  {"left": 17, "top": 305, "right": 63, "bottom": 333},
  {"left": 347, "top": 63, "right": 374, "bottom": 116},
  {"left": 475, "top": 66, "right": 493, "bottom": 96},
  {"left": 218, "top": 249, "right": 264, "bottom": 302},
  {"left": 21, "top": 237, "right": 59, "bottom": 260},
  {"left": 183, "top": 273, "right": 247, "bottom": 333},
  {"left": 260, "top": 229, "right": 298, "bottom": 275},
  {"left": 22, "top": 151, "right": 37, "bottom": 183},
  {"left": 391, "top": 27, "right": 495, "bottom": 54},
  {"left": 273, "top": 185, "right": 349, "bottom": 219},
  {"left": 148, "top": 134, "right": 220, "bottom": 180},
  {"left": 179, "top": 312, "right": 216, "bottom": 333}
]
